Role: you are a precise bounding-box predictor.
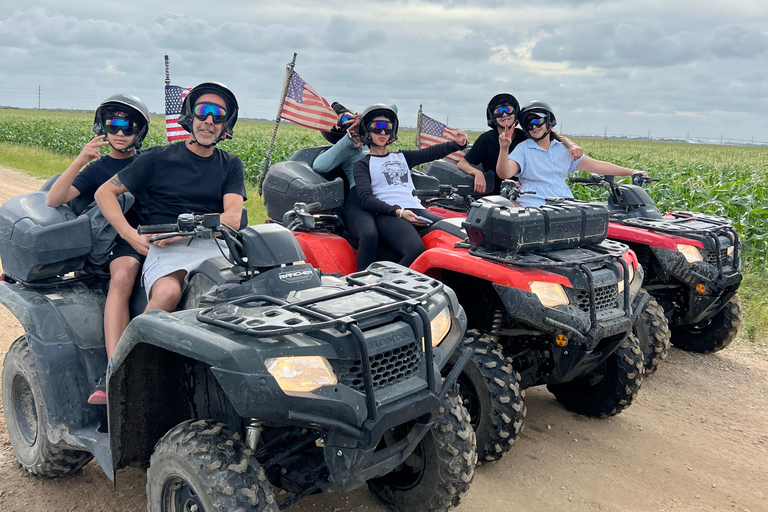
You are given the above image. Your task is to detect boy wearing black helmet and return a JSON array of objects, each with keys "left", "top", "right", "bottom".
[
  {"left": 47, "top": 93, "right": 151, "bottom": 405},
  {"left": 457, "top": 93, "right": 582, "bottom": 195},
  {"left": 96, "top": 82, "right": 246, "bottom": 315},
  {"left": 353, "top": 104, "right": 468, "bottom": 268},
  {"left": 497, "top": 100, "right": 643, "bottom": 208}
]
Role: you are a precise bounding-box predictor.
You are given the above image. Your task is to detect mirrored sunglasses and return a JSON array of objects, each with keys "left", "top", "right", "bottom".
[
  {"left": 104, "top": 118, "right": 138, "bottom": 136},
  {"left": 367, "top": 121, "right": 394, "bottom": 134},
  {"left": 193, "top": 103, "right": 228, "bottom": 124},
  {"left": 340, "top": 113, "right": 354, "bottom": 125},
  {"left": 493, "top": 105, "right": 515, "bottom": 117}
]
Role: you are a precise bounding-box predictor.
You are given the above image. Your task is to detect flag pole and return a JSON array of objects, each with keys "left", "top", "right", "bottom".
[
  {"left": 164, "top": 55, "right": 170, "bottom": 86},
  {"left": 415, "top": 104, "right": 422, "bottom": 148},
  {"left": 258, "top": 53, "right": 297, "bottom": 196}
]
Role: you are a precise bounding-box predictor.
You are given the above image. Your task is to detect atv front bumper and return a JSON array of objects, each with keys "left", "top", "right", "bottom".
[
  {"left": 211, "top": 346, "right": 472, "bottom": 493},
  {"left": 650, "top": 246, "right": 742, "bottom": 325}
]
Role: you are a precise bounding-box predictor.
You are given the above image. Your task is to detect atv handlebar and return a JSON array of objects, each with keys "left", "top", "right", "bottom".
[
  {"left": 138, "top": 213, "right": 223, "bottom": 241},
  {"left": 282, "top": 202, "right": 340, "bottom": 232},
  {"left": 569, "top": 173, "right": 657, "bottom": 187}
]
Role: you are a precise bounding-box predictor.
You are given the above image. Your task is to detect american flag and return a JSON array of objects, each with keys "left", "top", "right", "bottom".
[
  {"left": 280, "top": 72, "right": 336, "bottom": 131},
  {"left": 165, "top": 84, "right": 191, "bottom": 142},
  {"left": 419, "top": 112, "right": 466, "bottom": 162}
]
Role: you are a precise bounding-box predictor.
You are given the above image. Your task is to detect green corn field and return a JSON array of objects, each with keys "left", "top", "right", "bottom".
[{"left": 1, "top": 107, "right": 767, "bottom": 266}]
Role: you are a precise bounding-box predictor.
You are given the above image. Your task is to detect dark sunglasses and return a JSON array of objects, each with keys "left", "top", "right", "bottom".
[
  {"left": 526, "top": 117, "right": 547, "bottom": 128},
  {"left": 367, "top": 120, "right": 394, "bottom": 134},
  {"left": 493, "top": 105, "right": 515, "bottom": 117},
  {"left": 104, "top": 118, "right": 138, "bottom": 136},
  {"left": 340, "top": 113, "right": 354, "bottom": 125},
  {"left": 193, "top": 102, "right": 228, "bottom": 124}
]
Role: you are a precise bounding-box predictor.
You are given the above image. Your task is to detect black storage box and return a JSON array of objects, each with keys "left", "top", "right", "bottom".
[
  {"left": 0, "top": 192, "right": 92, "bottom": 282},
  {"left": 262, "top": 160, "right": 345, "bottom": 221},
  {"left": 463, "top": 202, "right": 609, "bottom": 253}
]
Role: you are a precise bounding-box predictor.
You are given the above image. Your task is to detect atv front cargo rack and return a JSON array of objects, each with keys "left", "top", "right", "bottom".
[
  {"left": 621, "top": 212, "right": 740, "bottom": 273},
  {"left": 196, "top": 263, "right": 445, "bottom": 422}
]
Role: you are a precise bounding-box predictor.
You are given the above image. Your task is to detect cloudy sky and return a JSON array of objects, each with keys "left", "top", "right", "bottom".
[{"left": 1, "top": 1, "right": 766, "bottom": 142}]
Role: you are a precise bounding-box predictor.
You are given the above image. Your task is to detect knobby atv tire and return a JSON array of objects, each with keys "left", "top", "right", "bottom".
[
  {"left": 147, "top": 419, "right": 278, "bottom": 512},
  {"left": 2, "top": 335, "right": 93, "bottom": 477},
  {"left": 368, "top": 395, "right": 476, "bottom": 512},
  {"left": 547, "top": 333, "right": 645, "bottom": 417},
  {"left": 444, "top": 330, "right": 526, "bottom": 464},
  {"left": 633, "top": 293, "right": 671, "bottom": 375},
  {"left": 671, "top": 294, "right": 742, "bottom": 353}
]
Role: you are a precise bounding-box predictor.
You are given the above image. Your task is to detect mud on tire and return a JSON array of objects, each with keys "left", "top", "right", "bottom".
[
  {"left": 671, "top": 294, "right": 742, "bottom": 353},
  {"left": 547, "top": 333, "right": 645, "bottom": 417},
  {"left": 2, "top": 336, "right": 93, "bottom": 477},
  {"left": 147, "top": 419, "right": 278, "bottom": 512},
  {"left": 444, "top": 330, "right": 526, "bottom": 464},
  {"left": 633, "top": 293, "right": 671, "bottom": 375},
  {"left": 368, "top": 395, "right": 476, "bottom": 512}
]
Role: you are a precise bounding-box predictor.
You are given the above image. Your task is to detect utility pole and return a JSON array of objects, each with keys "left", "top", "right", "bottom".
[
  {"left": 38, "top": 85, "right": 41, "bottom": 109},
  {"left": 604, "top": 125, "right": 607, "bottom": 138},
  {"left": 648, "top": 128, "right": 651, "bottom": 140}
]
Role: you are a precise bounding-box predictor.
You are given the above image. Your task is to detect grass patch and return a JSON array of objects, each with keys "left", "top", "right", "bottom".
[
  {"left": 738, "top": 267, "right": 768, "bottom": 349},
  {"left": 0, "top": 142, "right": 71, "bottom": 179}
]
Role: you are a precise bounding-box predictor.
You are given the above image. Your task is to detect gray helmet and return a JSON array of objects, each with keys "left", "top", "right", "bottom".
[
  {"left": 359, "top": 104, "right": 399, "bottom": 146},
  {"left": 486, "top": 93, "right": 520, "bottom": 128},
  {"left": 178, "top": 82, "right": 239, "bottom": 145},
  {"left": 93, "top": 93, "right": 150, "bottom": 150},
  {"left": 519, "top": 100, "right": 557, "bottom": 134}
]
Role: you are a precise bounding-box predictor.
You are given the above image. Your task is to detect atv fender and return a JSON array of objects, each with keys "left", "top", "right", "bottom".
[{"left": 0, "top": 280, "right": 106, "bottom": 448}]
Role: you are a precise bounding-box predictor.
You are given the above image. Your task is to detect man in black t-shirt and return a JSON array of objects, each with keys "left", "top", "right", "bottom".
[
  {"left": 96, "top": 82, "right": 246, "bottom": 313},
  {"left": 457, "top": 93, "right": 582, "bottom": 195}
]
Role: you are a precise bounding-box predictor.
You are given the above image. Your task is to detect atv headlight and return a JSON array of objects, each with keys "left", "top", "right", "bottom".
[
  {"left": 676, "top": 244, "right": 703, "bottom": 263},
  {"left": 428, "top": 306, "right": 452, "bottom": 347},
  {"left": 617, "top": 263, "right": 635, "bottom": 293},
  {"left": 529, "top": 281, "right": 569, "bottom": 308},
  {"left": 265, "top": 356, "right": 337, "bottom": 393}
]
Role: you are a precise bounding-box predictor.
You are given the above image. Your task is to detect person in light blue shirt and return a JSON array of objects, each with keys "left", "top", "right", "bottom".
[{"left": 496, "top": 101, "right": 643, "bottom": 208}]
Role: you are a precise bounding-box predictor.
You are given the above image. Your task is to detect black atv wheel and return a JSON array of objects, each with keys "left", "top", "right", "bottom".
[
  {"left": 443, "top": 331, "right": 526, "bottom": 464},
  {"left": 633, "top": 293, "right": 671, "bottom": 375},
  {"left": 367, "top": 395, "right": 476, "bottom": 512},
  {"left": 547, "top": 334, "right": 645, "bottom": 418},
  {"left": 671, "top": 294, "right": 742, "bottom": 353},
  {"left": 1, "top": 335, "right": 93, "bottom": 477},
  {"left": 147, "top": 419, "right": 278, "bottom": 512}
]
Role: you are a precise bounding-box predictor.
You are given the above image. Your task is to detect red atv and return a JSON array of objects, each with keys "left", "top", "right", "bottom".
[
  {"left": 559, "top": 174, "right": 743, "bottom": 353},
  {"left": 262, "top": 148, "right": 649, "bottom": 464}
]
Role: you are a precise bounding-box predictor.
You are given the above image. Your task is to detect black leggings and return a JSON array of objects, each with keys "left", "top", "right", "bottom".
[
  {"left": 345, "top": 187, "right": 379, "bottom": 271},
  {"left": 375, "top": 208, "right": 441, "bottom": 267}
]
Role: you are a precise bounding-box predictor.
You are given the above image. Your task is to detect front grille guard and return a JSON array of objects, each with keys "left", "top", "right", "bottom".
[
  {"left": 622, "top": 212, "right": 741, "bottom": 277},
  {"left": 196, "top": 269, "right": 441, "bottom": 422},
  {"left": 466, "top": 240, "right": 632, "bottom": 331}
]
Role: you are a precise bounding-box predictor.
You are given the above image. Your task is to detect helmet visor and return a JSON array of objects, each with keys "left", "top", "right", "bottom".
[
  {"left": 492, "top": 105, "right": 515, "bottom": 117},
  {"left": 104, "top": 118, "right": 139, "bottom": 136},
  {"left": 193, "top": 103, "right": 228, "bottom": 124},
  {"left": 367, "top": 120, "right": 394, "bottom": 134}
]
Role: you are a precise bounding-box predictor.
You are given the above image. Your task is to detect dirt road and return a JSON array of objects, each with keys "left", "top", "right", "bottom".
[{"left": 0, "top": 165, "right": 765, "bottom": 512}]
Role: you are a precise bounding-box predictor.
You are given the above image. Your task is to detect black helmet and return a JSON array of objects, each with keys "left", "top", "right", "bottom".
[
  {"left": 178, "top": 82, "right": 239, "bottom": 145},
  {"left": 519, "top": 100, "right": 557, "bottom": 140},
  {"left": 93, "top": 93, "right": 150, "bottom": 150},
  {"left": 359, "top": 104, "right": 399, "bottom": 146},
  {"left": 486, "top": 93, "right": 520, "bottom": 128}
]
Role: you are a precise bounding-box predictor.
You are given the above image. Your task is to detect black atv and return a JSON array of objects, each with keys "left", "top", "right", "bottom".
[
  {"left": 0, "top": 190, "right": 476, "bottom": 512},
  {"left": 561, "top": 173, "right": 742, "bottom": 354}
]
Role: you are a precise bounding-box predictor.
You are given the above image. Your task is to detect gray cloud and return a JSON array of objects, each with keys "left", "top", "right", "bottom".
[{"left": 0, "top": 2, "right": 766, "bottom": 141}]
